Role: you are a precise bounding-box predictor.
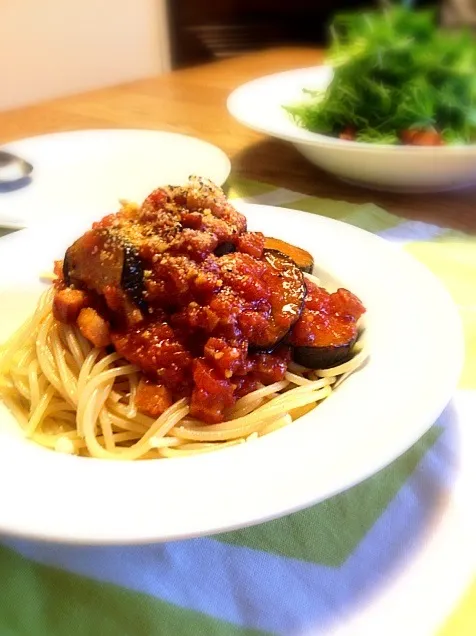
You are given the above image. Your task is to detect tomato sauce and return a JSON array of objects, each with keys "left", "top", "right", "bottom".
[
  {"left": 55, "top": 178, "right": 364, "bottom": 423},
  {"left": 289, "top": 281, "right": 365, "bottom": 349},
  {"left": 57, "top": 178, "right": 295, "bottom": 423},
  {"left": 110, "top": 246, "right": 294, "bottom": 422}
]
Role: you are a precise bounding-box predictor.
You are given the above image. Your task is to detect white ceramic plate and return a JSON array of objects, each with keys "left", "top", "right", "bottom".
[
  {"left": 0, "top": 203, "right": 463, "bottom": 543},
  {"left": 0, "top": 129, "right": 231, "bottom": 229},
  {"left": 228, "top": 66, "right": 476, "bottom": 193}
]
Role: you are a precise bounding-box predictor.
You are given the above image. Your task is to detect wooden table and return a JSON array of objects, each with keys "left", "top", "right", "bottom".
[{"left": 1, "top": 48, "right": 475, "bottom": 232}]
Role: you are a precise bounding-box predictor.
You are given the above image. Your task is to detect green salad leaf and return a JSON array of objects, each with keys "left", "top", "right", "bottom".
[{"left": 285, "top": 5, "right": 476, "bottom": 144}]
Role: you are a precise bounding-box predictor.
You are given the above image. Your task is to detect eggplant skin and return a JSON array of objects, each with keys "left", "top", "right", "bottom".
[
  {"left": 62, "top": 250, "right": 72, "bottom": 287},
  {"left": 121, "top": 245, "right": 146, "bottom": 310},
  {"left": 292, "top": 337, "right": 357, "bottom": 370},
  {"left": 263, "top": 238, "right": 314, "bottom": 274},
  {"left": 214, "top": 241, "right": 236, "bottom": 257}
]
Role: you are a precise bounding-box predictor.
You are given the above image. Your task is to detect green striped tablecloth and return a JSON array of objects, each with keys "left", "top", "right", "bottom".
[{"left": 0, "top": 178, "right": 474, "bottom": 635}]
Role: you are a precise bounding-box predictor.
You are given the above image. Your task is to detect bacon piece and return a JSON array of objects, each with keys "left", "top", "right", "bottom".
[
  {"left": 77, "top": 308, "right": 111, "bottom": 348},
  {"left": 237, "top": 232, "right": 265, "bottom": 259},
  {"left": 190, "top": 359, "right": 236, "bottom": 422},
  {"left": 135, "top": 379, "right": 173, "bottom": 418},
  {"left": 53, "top": 289, "right": 90, "bottom": 324}
]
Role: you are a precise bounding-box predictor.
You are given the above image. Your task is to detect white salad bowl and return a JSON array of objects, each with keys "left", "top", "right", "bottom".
[{"left": 227, "top": 66, "right": 476, "bottom": 193}]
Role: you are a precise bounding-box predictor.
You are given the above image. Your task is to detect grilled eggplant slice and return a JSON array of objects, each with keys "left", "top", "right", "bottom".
[
  {"left": 250, "top": 249, "right": 306, "bottom": 349},
  {"left": 288, "top": 282, "right": 365, "bottom": 369},
  {"left": 63, "top": 229, "right": 146, "bottom": 310},
  {"left": 264, "top": 238, "right": 314, "bottom": 273},
  {"left": 292, "top": 336, "right": 357, "bottom": 369},
  {"left": 289, "top": 286, "right": 365, "bottom": 369}
]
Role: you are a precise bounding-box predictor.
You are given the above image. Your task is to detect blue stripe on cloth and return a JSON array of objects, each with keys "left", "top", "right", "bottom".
[
  {"left": 1, "top": 397, "right": 460, "bottom": 635},
  {"left": 378, "top": 220, "right": 446, "bottom": 243}
]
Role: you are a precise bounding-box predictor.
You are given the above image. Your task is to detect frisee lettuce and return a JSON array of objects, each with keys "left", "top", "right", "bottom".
[{"left": 285, "top": 6, "right": 476, "bottom": 144}]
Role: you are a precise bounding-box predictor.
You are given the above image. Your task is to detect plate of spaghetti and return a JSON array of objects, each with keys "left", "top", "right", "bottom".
[{"left": 0, "top": 178, "right": 462, "bottom": 543}]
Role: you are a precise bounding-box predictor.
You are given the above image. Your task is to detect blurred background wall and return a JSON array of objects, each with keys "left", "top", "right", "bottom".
[{"left": 0, "top": 0, "right": 170, "bottom": 111}]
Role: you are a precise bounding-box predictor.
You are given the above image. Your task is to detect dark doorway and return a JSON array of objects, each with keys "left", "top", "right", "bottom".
[{"left": 167, "top": 0, "right": 374, "bottom": 69}]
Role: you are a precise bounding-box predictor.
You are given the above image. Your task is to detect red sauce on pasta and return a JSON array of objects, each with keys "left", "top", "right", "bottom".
[
  {"left": 289, "top": 281, "right": 365, "bottom": 348},
  {"left": 53, "top": 178, "right": 364, "bottom": 423}
]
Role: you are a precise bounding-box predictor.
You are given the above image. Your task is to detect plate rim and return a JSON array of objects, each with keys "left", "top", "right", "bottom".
[
  {"left": 0, "top": 202, "right": 464, "bottom": 544},
  {"left": 0, "top": 128, "right": 231, "bottom": 230}
]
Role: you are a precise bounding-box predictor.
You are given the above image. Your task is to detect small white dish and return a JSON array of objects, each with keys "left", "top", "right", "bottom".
[
  {"left": 228, "top": 66, "right": 476, "bottom": 193},
  {"left": 0, "top": 203, "right": 463, "bottom": 543},
  {"left": 0, "top": 129, "right": 231, "bottom": 229}
]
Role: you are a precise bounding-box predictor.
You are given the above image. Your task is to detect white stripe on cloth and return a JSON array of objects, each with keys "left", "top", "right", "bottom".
[
  {"left": 232, "top": 187, "right": 305, "bottom": 207},
  {"left": 378, "top": 220, "right": 447, "bottom": 245}
]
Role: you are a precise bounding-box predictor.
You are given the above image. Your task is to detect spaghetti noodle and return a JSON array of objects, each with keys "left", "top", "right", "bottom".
[{"left": 0, "top": 286, "right": 366, "bottom": 460}]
